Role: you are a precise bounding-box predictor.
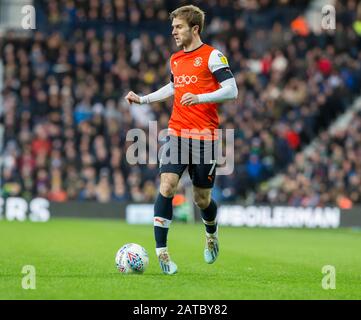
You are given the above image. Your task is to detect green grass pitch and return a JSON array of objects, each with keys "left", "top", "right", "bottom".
[{"left": 1, "top": 218, "right": 360, "bottom": 300}]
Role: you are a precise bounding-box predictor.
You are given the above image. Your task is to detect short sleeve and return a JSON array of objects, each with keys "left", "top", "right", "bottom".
[
  {"left": 208, "top": 49, "right": 230, "bottom": 73},
  {"left": 208, "top": 49, "right": 234, "bottom": 83}
]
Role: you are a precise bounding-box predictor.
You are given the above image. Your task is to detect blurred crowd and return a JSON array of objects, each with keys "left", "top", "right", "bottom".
[
  {"left": 255, "top": 110, "right": 361, "bottom": 208},
  {"left": 1, "top": 0, "right": 361, "bottom": 205}
]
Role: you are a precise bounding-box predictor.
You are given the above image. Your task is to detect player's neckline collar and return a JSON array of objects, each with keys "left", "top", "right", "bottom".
[{"left": 183, "top": 43, "right": 205, "bottom": 54}]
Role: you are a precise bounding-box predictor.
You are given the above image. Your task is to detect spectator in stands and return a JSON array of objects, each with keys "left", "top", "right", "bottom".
[{"left": 1, "top": 0, "right": 360, "bottom": 206}]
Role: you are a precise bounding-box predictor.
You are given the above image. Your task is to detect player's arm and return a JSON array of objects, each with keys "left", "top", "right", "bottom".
[
  {"left": 196, "top": 77, "right": 238, "bottom": 104},
  {"left": 181, "top": 50, "right": 238, "bottom": 106},
  {"left": 125, "top": 82, "right": 174, "bottom": 105}
]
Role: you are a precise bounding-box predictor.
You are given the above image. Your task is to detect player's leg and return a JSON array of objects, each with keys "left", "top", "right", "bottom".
[
  {"left": 193, "top": 185, "right": 219, "bottom": 264},
  {"left": 154, "top": 172, "right": 180, "bottom": 274},
  {"left": 154, "top": 172, "right": 179, "bottom": 251},
  {"left": 189, "top": 138, "right": 219, "bottom": 263},
  {"left": 193, "top": 186, "right": 218, "bottom": 234},
  {"left": 155, "top": 135, "right": 187, "bottom": 274}
]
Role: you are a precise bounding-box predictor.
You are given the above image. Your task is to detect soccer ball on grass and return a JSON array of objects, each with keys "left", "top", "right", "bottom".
[{"left": 115, "top": 243, "right": 149, "bottom": 274}]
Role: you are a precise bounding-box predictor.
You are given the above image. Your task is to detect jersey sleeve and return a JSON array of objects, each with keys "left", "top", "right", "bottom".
[{"left": 208, "top": 49, "right": 234, "bottom": 83}]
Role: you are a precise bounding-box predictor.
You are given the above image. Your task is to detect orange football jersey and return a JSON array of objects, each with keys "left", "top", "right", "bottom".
[{"left": 169, "top": 44, "right": 230, "bottom": 140}]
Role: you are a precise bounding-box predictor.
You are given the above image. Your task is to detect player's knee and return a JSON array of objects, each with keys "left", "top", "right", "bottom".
[
  {"left": 160, "top": 182, "right": 177, "bottom": 198},
  {"left": 193, "top": 193, "right": 211, "bottom": 209},
  {"left": 160, "top": 173, "right": 179, "bottom": 198}
]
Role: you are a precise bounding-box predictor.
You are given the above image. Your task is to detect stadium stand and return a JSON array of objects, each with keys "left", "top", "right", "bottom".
[{"left": 1, "top": 0, "right": 361, "bottom": 206}]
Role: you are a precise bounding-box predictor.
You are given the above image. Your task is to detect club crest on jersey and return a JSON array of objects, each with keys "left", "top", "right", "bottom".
[{"left": 194, "top": 57, "right": 202, "bottom": 67}]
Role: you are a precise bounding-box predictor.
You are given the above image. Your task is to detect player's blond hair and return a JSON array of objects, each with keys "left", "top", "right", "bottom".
[{"left": 170, "top": 5, "right": 205, "bottom": 34}]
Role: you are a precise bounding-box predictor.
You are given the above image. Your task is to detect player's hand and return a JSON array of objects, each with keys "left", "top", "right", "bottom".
[
  {"left": 125, "top": 91, "right": 141, "bottom": 104},
  {"left": 180, "top": 93, "right": 199, "bottom": 106}
]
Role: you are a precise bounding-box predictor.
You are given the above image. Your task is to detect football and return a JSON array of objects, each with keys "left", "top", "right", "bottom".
[{"left": 115, "top": 243, "right": 149, "bottom": 274}]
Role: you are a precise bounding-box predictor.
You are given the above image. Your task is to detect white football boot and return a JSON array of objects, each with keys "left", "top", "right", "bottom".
[
  {"left": 204, "top": 229, "right": 219, "bottom": 264},
  {"left": 156, "top": 248, "right": 178, "bottom": 275}
]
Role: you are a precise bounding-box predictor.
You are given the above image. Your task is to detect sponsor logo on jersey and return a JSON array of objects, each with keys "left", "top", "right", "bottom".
[{"left": 174, "top": 74, "right": 198, "bottom": 86}]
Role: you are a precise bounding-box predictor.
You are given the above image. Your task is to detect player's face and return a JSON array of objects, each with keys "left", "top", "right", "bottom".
[{"left": 171, "top": 17, "right": 193, "bottom": 47}]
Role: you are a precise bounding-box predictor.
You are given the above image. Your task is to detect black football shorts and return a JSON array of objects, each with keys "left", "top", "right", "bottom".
[{"left": 159, "top": 135, "right": 218, "bottom": 188}]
